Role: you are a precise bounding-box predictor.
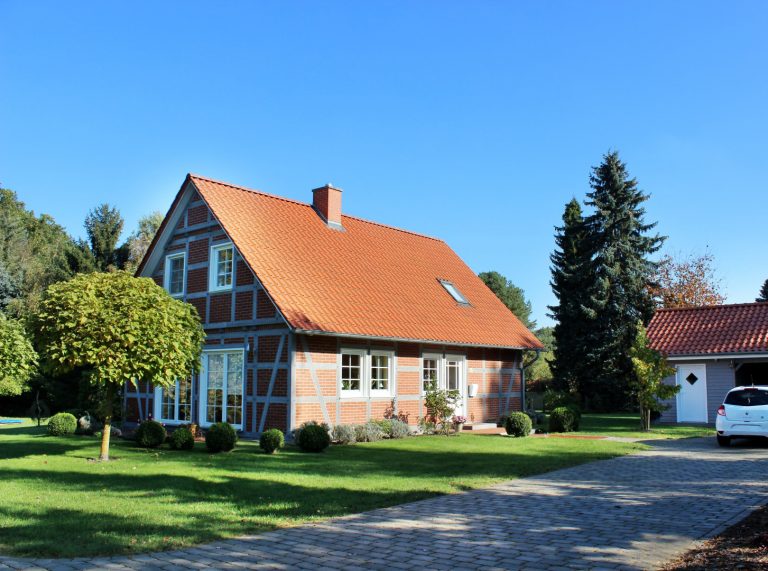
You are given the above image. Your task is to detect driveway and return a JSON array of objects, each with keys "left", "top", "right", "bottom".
[{"left": 2, "top": 437, "right": 767, "bottom": 571}]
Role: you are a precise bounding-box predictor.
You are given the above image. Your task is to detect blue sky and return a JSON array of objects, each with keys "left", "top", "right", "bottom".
[{"left": 1, "top": 1, "right": 766, "bottom": 327}]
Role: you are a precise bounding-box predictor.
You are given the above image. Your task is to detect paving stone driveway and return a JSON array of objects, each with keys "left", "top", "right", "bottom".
[{"left": 2, "top": 437, "right": 767, "bottom": 571}]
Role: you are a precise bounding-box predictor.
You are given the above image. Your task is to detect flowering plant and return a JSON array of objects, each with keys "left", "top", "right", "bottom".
[{"left": 452, "top": 415, "right": 467, "bottom": 425}]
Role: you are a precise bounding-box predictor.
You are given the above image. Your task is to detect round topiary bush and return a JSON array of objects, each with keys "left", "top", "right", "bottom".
[
  {"left": 259, "top": 428, "right": 285, "bottom": 454},
  {"left": 205, "top": 422, "right": 238, "bottom": 453},
  {"left": 505, "top": 412, "right": 533, "bottom": 437},
  {"left": 297, "top": 422, "right": 331, "bottom": 452},
  {"left": 169, "top": 427, "right": 195, "bottom": 450},
  {"left": 47, "top": 412, "right": 77, "bottom": 436},
  {"left": 549, "top": 406, "right": 580, "bottom": 433},
  {"left": 135, "top": 420, "right": 167, "bottom": 448}
]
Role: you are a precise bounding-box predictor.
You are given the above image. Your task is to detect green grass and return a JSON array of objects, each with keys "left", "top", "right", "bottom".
[
  {"left": 0, "top": 420, "right": 644, "bottom": 558},
  {"left": 577, "top": 413, "right": 714, "bottom": 439}
]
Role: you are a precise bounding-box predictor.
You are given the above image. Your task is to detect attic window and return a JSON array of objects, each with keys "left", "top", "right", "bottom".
[{"left": 440, "top": 280, "right": 469, "bottom": 305}]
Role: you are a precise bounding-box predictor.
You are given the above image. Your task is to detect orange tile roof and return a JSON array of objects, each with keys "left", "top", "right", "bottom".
[
  {"left": 647, "top": 303, "right": 768, "bottom": 356},
  {"left": 188, "top": 174, "right": 542, "bottom": 350}
]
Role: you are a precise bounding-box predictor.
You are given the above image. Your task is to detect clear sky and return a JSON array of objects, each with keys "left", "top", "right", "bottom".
[{"left": 1, "top": 1, "right": 766, "bottom": 327}]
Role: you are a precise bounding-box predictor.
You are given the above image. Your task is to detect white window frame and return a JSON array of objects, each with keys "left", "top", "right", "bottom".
[
  {"left": 153, "top": 378, "right": 193, "bottom": 425},
  {"left": 421, "top": 352, "right": 442, "bottom": 395},
  {"left": 209, "top": 242, "right": 234, "bottom": 293},
  {"left": 164, "top": 252, "right": 186, "bottom": 298},
  {"left": 439, "top": 279, "right": 470, "bottom": 305},
  {"left": 370, "top": 350, "right": 395, "bottom": 397},
  {"left": 197, "top": 348, "right": 245, "bottom": 429},
  {"left": 340, "top": 348, "right": 366, "bottom": 398}
]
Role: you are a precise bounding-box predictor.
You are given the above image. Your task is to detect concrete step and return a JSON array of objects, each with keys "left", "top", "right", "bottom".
[{"left": 462, "top": 422, "right": 498, "bottom": 431}]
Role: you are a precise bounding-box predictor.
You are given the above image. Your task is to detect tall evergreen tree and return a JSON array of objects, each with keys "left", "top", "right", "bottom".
[
  {"left": 757, "top": 279, "right": 768, "bottom": 303},
  {"left": 581, "top": 151, "right": 664, "bottom": 410},
  {"left": 84, "top": 203, "right": 124, "bottom": 270},
  {"left": 548, "top": 198, "right": 591, "bottom": 393},
  {"left": 478, "top": 270, "right": 535, "bottom": 329}
]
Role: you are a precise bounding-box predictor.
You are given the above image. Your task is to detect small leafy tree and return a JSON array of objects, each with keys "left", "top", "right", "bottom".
[
  {"left": 650, "top": 251, "right": 725, "bottom": 308},
  {"left": 630, "top": 324, "right": 678, "bottom": 431},
  {"left": 423, "top": 388, "right": 461, "bottom": 435},
  {"left": 36, "top": 272, "right": 204, "bottom": 460},
  {"left": 0, "top": 312, "right": 38, "bottom": 396}
]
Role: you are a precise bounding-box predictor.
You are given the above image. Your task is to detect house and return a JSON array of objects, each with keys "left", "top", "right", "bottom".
[
  {"left": 648, "top": 302, "right": 768, "bottom": 424},
  {"left": 126, "top": 174, "right": 543, "bottom": 435}
]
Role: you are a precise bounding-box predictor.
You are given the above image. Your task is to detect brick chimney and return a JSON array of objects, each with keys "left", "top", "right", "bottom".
[{"left": 312, "top": 184, "right": 343, "bottom": 230}]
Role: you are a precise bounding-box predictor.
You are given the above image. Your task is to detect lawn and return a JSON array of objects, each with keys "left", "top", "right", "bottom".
[
  {"left": 577, "top": 413, "right": 714, "bottom": 439},
  {"left": 0, "top": 420, "right": 644, "bottom": 558}
]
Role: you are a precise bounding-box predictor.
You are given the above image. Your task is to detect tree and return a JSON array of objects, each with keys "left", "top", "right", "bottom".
[
  {"left": 630, "top": 324, "right": 678, "bottom": 431},
  {"left": 524, "top": 326, "right": 555, "bottom": 390},
  {"left": 548, "top": 198, "right": 591, "bottom": 394},
  {"left": 581, "top": 151, "right": 665, "bottom": 410},
  {"left": 122, "top": 211, "right": 164, "bottom": 274},
  {"left": 478, "top": 271, "right": 535, "bottom": 329},
  {"left": 0, "top": 313, "right": 38, "bottom": 396},
  {"left": 84, "top": 204, "right": 124, "bottom": 270},
  {"left": 757, "top": 279, "right": 768, "bottom": 303},
  {"left": 651, "top": 251, "right": 725, "bottom": 308},
  {"left": 36, "top": 272, "right": 204, "bottom": 460}
]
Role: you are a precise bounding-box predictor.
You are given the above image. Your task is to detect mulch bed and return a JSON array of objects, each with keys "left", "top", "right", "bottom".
[{"left": 661, "top": 503, "right": 768, "bottom": 570}]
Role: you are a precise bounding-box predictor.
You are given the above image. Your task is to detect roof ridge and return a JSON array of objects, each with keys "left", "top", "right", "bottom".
[
  {"left": 188, "top": 173, "right": 444, "bottom": 243},
  {"left": 656, "top": 302, "right": 768, "bottom": 313}
]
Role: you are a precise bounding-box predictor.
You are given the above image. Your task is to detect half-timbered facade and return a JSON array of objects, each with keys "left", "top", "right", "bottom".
[{"left": 127, "top": 174, "right": 542, "bottom": 437}]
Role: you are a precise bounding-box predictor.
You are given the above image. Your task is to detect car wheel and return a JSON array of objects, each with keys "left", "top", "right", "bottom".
[{"left": 717, "top": 435, "right": 731, "bottom": 447}]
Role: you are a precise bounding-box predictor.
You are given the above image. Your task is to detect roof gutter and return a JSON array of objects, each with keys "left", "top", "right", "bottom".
[
  {"left": 666, "top": 352, "right": 768, "bottom": 361},
  {"left": 293, "top": 328, "right": 540, "bottom": 351}
]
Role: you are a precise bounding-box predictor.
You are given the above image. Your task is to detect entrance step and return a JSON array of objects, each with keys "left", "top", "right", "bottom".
[{"left": 462, "top": 422, "right": 498, "bottom": 431}]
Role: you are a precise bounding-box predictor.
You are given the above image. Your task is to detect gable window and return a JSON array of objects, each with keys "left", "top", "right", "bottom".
[
  {"left": 422, "top": 356, "right": 439, "bottom": 392},
  {"left": 439, "top": 279, "right": 469, "bottom": 305},
  {"left": 341, "top": 351, "right": 364, "bottom": 396},
  {"left": 154, "top": 378, "right": 192, "bottom": 424},
  {"left": 199, "top": 349, "right": 244, "bottom": 428},
  {"left": 210, "top": 243, "right": 234, "bottom": 292},
  {"left": 164, "top": 253, "right": 186, "bottom": 297}
]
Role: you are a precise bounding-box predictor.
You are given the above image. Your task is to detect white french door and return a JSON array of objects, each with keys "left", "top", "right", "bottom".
[
  {"left": 445, "top": 356, "right": 466, "bottom": 416},
  {"left": 199, "top": 350, "right": 245, "bottom": 429}
]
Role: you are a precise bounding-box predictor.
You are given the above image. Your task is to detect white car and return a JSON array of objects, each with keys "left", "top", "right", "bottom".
[{"left": 716, "top": 385, "right": 768, "bottom": 447}]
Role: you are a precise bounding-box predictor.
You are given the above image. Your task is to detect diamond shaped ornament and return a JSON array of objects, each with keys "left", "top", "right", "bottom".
[{"left": 686, "top": 373, "right": 698, "bottom": 385}]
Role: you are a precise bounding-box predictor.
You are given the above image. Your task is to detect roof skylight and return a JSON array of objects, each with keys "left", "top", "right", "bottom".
[{"left": 440, "top": 280, "right": 470, "bottom": 305}]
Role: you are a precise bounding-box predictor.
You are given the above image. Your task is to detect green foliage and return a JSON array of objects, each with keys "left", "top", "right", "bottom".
[
  {"left": 525, "top": 326, "right": 554, "bottom": 385},
  {"left": 84, "top": 204, "right": 125, "bottom": 270},
  {"left": 389, "top": 419, "right": 410, "bottom": 439},
  {"left": 478, "top": 271, "right": 535, "bottom": 329},
  {"left": 543, "top": 388, "right": 580, "bottom": 412},
  {"left": 123, "top": 211, "right": 164, "bottom": 274},
  {"left": 630, "top": 325, "right": 679, "bottom": 431},
  {"left": 169, "top": 427, "right": 195, "bottom": 450},
  {"left": 505, "top": 412, "right": 532, "bottom": 437},
  {"left": 47, "top": 412, "right": 77, "bottom": 436},
  {"left": 370, "top": 418, "right": 392, "bottom": 435},
  {"left": 355, "top": 421, "right": 385, "bottom": 442},
  {"left": 259, "top": 429, "right": 285, "bottom": 454},
  {"left": 417, "top": 417, "right": 436, "bottom": 435},
  {"left": 135, "top": 420, "right": 167, "bottom": 448},
  {"left": 332, "top": 424, "right": 357, "bottom": 444},
  {"left": 423, "top": 388, "right": 461, "bottom": 435},
  {"left": 296, "top": 422, "right": 331, "bottom": 452},
  {"left": 548, "top": 198, "right": 592, "bottom": 395},
  {"left": 549, "top": 407, "right": 580, "bottom": 433},
  {"left": 205, "top": 422, "right": 238, "bottom": 453},
  {"left": 757, "top": 279, "right": 768, "bottom": 303},
  {"left": 0, "top": 313, "right": 37, "bottom": 396}
]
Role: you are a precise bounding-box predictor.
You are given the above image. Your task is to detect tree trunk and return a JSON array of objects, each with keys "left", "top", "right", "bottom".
[
  {"left": 640, "top": 406, "right": 651, "bottom": 432},
  {"left": 99, "top": 385, "right": 116, "bottom": 461}
]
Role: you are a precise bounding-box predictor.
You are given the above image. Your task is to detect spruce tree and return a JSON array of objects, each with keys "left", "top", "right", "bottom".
[
  {"left": 581, "top": 152, "right": 664, "bottom": 410},
  {"left": 548, "top": 199, "right": 591, "bottom": 393},
  {"left": 757, "top": 279, "right": 768, "bottom": 303}
]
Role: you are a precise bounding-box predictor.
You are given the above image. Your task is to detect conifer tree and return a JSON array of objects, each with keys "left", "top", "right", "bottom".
[
  {"left": 580, "top": 151, "right": 664, "bottom": 410},
  {"left": 548, "top": 199, "right": 590, "bottom": 393},
  {"left": 757, "top": 279, "right": 768, "bottom": 303}
]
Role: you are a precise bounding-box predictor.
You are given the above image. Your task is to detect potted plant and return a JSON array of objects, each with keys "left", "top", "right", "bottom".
[{"left": 452, "top": 415, "right": 467, "bottom": 433}]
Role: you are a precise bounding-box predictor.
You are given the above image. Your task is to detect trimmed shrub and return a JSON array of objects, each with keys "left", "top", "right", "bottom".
[
  {"left": 259, "top": 429, "right": 285, "bottom": 454},
  {"left": 389, "top": 418, "right": 410, "bottom": 439},
  {"left": 293, "top": 420, "right": 330, "bottom": 444},
  {"left": 505, "top": 412, "right": 533, "bottom": 437},
  {"left": 332, "top": 424, "right": 357, "bottom": 444},
  {"left": 205, "top": 422, "right": 238, "bottom": 453},
  {"left": 135, "top": 420, "right": 167, "bottom": 448},
  {"left": 47, "top": 412, "right": 77, "bottom": 436},
  {"left": 549, "top": 406, "right": 580, "bottom": 433},
  {"left": 355, "top": 421, "right": 385, "bottom": 443},
  {"left": 169, "top": 427, "right": 195, "bottom": 450},
  {"left": 371, "top": 419, "right": 393, "bottom": 436},
  {"left": 297, "top": 422, "right": 331, "bottom": 452},
  {"left": 497, "top": 414, "right": 510, "bottom": 428}
]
